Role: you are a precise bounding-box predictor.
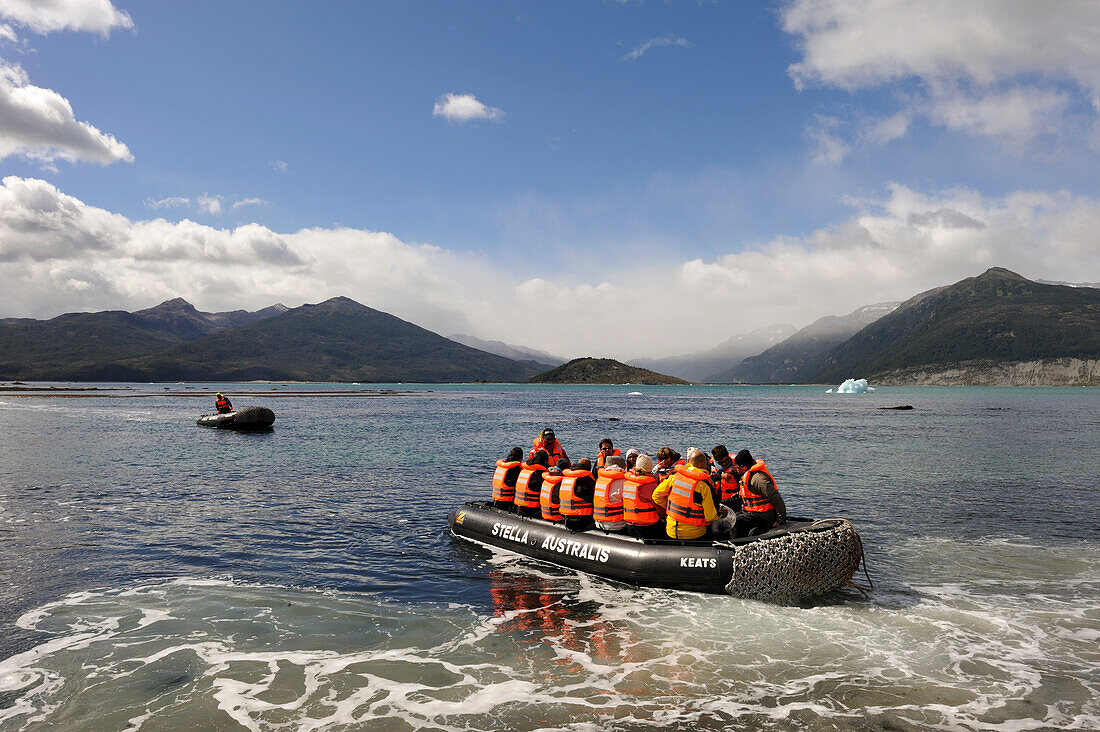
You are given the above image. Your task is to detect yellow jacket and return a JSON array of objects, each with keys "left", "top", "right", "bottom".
[{"left": 651, "top": 472, "right": 719, "bottom": 540}]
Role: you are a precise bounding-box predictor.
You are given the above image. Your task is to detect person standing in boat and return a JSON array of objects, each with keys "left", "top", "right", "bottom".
[
  {"left": 529, "top": 428, "right": 568, "bottom": 466},
  {"left": 651, "top": 449, "right": 722, "bottom": 540},
  {"left": 492, "top": 447, "right": 525, "bottom": 511},
  {"left": 215, "top": 393, "right": 233, "bottom": 414},
  {"left": 729, "top": 449, "right": 786, "bottom": 537}
]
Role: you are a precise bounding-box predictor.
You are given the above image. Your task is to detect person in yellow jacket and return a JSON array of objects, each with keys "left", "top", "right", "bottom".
[{"left": 651, "top": 448, "right": 722, "bottom": 540}]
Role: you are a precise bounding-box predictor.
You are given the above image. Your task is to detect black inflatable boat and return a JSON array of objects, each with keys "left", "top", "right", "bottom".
[
  {"left": 449, "top": 501, "right": 866, "bottom": 599},
  {"left": 196, "top": 406, "right": 275, "bottom": 431}
]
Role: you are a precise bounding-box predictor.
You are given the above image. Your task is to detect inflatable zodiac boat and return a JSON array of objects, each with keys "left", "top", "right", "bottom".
[
  {"left": 449, "top": 501, "right": 867, "bottom": 600},
  {"left": 196, "top": 406, "right": 275, "bottom": 431}
]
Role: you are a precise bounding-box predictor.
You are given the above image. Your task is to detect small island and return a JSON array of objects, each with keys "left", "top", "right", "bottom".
[{"left": 530, "top": 357, "right": 688, "bottom": 385}]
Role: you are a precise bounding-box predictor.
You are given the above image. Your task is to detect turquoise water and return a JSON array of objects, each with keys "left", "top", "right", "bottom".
[{"left": 0, "top": 383, "right": 1097, "bottom": 730}]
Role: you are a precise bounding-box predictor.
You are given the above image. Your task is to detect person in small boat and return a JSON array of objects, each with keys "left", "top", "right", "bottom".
[
  {"left": 560, "top": 457, "right": 596, "bottom": 532},
  {"left": 623, "top": 454, "right": 666, "bottom": 540},
  {"left": 652, "top": 449, "right": 721, "bottom": 540},
  {"left": 654, "top": 447, "right": 683, "bottom": 479},
  {"left": 710, "top": 444, "right": 742, "bottom": 512},
  {"left": 594, "top": 455, "right": 628, "bottom": 532},
  {"left": 595, "top": 438, "right": 620, "bottom": 468},
  {"left": 729, "top": 449, "right": 787, "bottom": 538},
  {"left": 215, "top": 393, "right": 233, "bottom": 414},
  {"left": 624, "top": 448, "right": 640, "bottom": 471},
  {"left": 540, "top": 462, "right": 566, "bottom": 524},
  {"left": 514, "top": 449, "right": 551, "bottom": 518},
  {"left": 492, "top": 447, "right": 525, "bottom": 511},
  {"left": 529, "top": 428, "right": 568, "bottom": 465}
]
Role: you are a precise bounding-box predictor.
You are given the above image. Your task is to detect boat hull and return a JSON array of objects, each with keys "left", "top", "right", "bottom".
[
  {"left": 196, "top": 406, "right": 275, "bottom": 430},
  {"left": 449, "top": 501, "right": 864, "bottom": 599}
]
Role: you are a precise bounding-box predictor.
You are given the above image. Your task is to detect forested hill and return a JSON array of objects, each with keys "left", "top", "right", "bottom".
[
  {"left": 808, "top": 268, "right": 1100, "bottom": 384},
  {"left": 530, "top": 358, "right": 687, "bottom": 385}
]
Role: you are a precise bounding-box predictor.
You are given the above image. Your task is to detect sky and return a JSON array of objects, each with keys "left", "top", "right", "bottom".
[{"left": 2, "top": 0, "right": 1100, "bottom": 360}]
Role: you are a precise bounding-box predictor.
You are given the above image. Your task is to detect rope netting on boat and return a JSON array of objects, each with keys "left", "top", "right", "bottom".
[{"left": 723, "top": 520, "right": 865, "bottom": 599}]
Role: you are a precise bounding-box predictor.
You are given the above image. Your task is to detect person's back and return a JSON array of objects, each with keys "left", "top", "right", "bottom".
[
  {"left": 540, "top": 464, "right": 566, "bottom": 523},
  {"left": 492, "top": 447, "right": 525, "bottom": 510},
  {"left": 652, "top": 449, "right": 720, "bottom": 540},
  {"left": 515, "top": 449, "right": 550, "bottom": 518},
  {"left": 593, "top": 456, "right": 627, "bottom": 532},
  {"left": 560, "top": 457, "right": 596, "bottom": 532},
  {"left": 623, "top": 454, "right": 665, "bottom": 539},
  {"left": 215, "top": 393, "right": 232, "bottom": 414}
]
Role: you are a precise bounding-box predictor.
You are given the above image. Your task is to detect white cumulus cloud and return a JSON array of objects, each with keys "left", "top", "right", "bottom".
[
  {"left": 781, "top": 0, "right": 1100, "bottom": 154},
  {"left": 0, "top": 59, "right": 132, "bottom": 165},
  {"left": 0, "top": 0, "right": 133, "bottom": 37},
  {"left": 432, "top": 93, "right": 504, "bottom": 124}
]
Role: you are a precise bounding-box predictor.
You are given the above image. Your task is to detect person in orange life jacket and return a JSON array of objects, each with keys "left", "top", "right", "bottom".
[
  {"left": 515, "top": 449, "right": 551, "bottom": 519},
  {"left": 594, "top": 455, "right": 628, "bottom": 532},
  {"left": 624, "top": 448, "right": 640, "bottom": 471},
  {"left": 539, "top": 459, "right": 568, "bottom": 523},
  {"left": 710, "top": 444, "right": 742, "bottom": 512},
  {"left": 654, "top": 447, "right": 683, "bottom": 479},
  {"left": 529, "top": 427, "right": 568, "bottom": 466},
  {"left": 729, "top": 449, "right": 786, "bottom": 538},
  {"left": 492, "top": 447, "right": 525, "bottom": 511},
  {"left": 215, "top": 393, "right": 232, "bottom": 414},
  {"left": 651, "top": 449, "right": 722, "bottom": 540},
  {"left": 595, "top": 438, "right": 621, "bottom": 468},
  {"left": 623, "top": 454, "right": 667, "bottom": 540},
  {"left": 560, "top": 457, "right": 596, "bottom": 532}
]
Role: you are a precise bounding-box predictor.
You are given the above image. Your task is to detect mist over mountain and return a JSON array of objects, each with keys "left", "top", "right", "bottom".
[
  {"left": 628, "top": 324, "right": 796, "bottom": 382},
  {"left": 705, "top": 303, "right": 899, "bottom": 383},
  {"left": 449, "top": 334, "right": 564, "bottom": 370}
]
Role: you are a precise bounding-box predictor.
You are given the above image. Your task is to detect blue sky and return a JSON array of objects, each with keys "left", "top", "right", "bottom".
[{"left": 2, "top": 1, "right": 1100, "bottom": 358}]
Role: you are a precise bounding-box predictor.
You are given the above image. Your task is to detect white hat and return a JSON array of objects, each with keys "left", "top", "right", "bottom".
[{"left": 634, "top": 454, "right": 654, "bottom": 473}]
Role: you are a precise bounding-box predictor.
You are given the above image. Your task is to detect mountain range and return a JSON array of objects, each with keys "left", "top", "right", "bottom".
[
  {"left": 0, "top": 297, "right": 541, "bottom": 383},
  {"left": 2, "top": 268, "right": 1097, "bottom": 385}
]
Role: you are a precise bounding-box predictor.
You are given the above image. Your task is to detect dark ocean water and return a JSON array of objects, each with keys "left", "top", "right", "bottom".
[{"left": 0, "top": 383, "right": 1097, "bottom": 730}]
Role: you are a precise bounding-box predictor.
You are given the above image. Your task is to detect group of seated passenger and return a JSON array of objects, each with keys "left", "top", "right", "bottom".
[{"left": 490, "top": 428, "right": 787, "bottom": 540}]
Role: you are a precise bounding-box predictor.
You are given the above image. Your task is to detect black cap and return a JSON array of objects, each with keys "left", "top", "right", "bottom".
[
  {"left": 541, "top": 427, "right": 555, "bottom": 439},
  {"left": 734, "top": 449, "right": 754, "bottom": 467}
]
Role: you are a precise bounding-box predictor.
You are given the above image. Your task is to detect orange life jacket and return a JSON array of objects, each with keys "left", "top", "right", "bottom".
[
  {"left": 740, "top": 460, "right": 777, "bottom": 513},
  {"left": 215, "top": 396, "right": 232, "bottom": 413},
  {"left": 559, "top": 468, "right": 594, "bottom": 516},
  {"left": 595, "top": 448, "right": 621, "bottom": 468},
  {"left": 491, "top": 459, "right": 522, "bottom": 503},
  {"left": 540, "top": 473, "right": 565, "bottom": 522},
  {"left": 715, "top": 472, "right": 740, "bottom": 502},
  {"left": 530, "top": 437, "right": 567, "bottom": 466},
  {"left": 667, "top": 464, "right": 711, "bottom": 527},
  {"left": 593, "top": 467, "right": 626, "bottom": 523},
  {"left": 515, "top": 464, "right": 546, "bottom": 509},
  {"left": 623, "top": 471, "right": 659, "bottom": 526}
]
